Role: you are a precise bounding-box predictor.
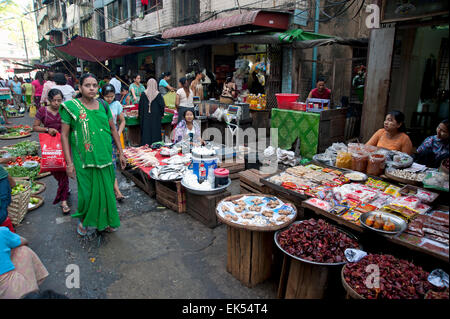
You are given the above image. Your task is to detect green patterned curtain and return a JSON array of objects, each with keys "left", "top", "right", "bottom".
[{"left": 271, "top": 109, "right": 320, "bottom": 159}]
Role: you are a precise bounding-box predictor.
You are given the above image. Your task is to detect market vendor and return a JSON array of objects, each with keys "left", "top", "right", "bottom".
[
  {"left": 175, "top": 77, "right": 194, "bottom": 124},
  {"left": 307, "top": 77, "right": 331, "bottom": 101},
  {"left": 219, "top": 76, "right": 236, "bottom": 104},
  {"left": 173, "top": 109, "right": 204, "bottom": 145},
  {"left": 190, "top": 71, "right": 204, "bottom": 100},
  {"left": 366, "top": 110, "right": 413, "bottom": 155},
  {"left": 158, "top": 72, "right": 175, "bottom": 95},
  {"left": 415, "top": 119, "right": 449, "bottom": 168}
]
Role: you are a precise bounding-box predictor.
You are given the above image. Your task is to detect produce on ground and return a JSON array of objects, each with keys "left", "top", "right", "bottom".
[
  {"left": 11, "top": 183, "right": 28, "bottom": 195},
  {"left": 5, "top": 164, "right": 40, "bottom": 179},
  {"left": 277, "top": 218, "right": 359, "bottom": 263},
  {"left": 1, "top": 141, "right": 39, "bottom": 157}
]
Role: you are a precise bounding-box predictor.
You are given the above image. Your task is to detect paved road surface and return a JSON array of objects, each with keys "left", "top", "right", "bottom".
[{"left": 1, "top": 113, "right": 278, "bottom": 299}]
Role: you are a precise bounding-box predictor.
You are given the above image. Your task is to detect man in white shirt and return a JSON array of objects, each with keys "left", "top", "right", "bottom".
[{"left": 109, "top": 73, "right": 122, "bottom": 101}]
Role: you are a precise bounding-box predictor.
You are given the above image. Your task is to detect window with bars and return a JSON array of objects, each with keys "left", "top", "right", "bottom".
[
  {"left": 142, "top": 0, "right": 163, "bottom": 14},
  {"left": 437, "top": 38, "right": 449, "bottom": 91},
  {"left": 177, "top": 0, "right": 199, "bottom": 27}
]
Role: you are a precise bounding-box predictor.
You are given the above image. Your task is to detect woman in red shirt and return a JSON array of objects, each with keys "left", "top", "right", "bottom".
[{"left": 31, "top": 71, "right": 45, "bottom": 109}]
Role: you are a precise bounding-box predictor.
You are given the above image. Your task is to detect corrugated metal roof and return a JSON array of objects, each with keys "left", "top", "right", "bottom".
[{"left": 162, "top": 10, "right": 290, "bottom": 39}]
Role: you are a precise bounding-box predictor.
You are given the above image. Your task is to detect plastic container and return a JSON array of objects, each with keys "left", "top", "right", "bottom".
[
  {"left": 348, "top": 143, "right": 364, "bottom": 153},
  {"left": 290, "top": 102, "right": 307, "bottom": 111},
  {"left": 351, "top": 152, "right": 368, "bottom": 173},
  {"left": 336, "top": 151, "right": 352, "bottom": 169},
  {"left": 367, "top": 153, "right": 386, "bottom": 176},
  {"left": 214, "top": 168, "right": 229, "bottom": 188},
  {"left": 363, "top": 144, "right": 378, "bottom": 153},
  {"left": 275, "top": 93, "right": 300, "bottom": 109}
]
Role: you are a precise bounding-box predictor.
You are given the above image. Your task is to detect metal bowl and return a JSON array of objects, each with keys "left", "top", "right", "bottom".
[
  {"left": 274, "top": 220, "right": 360, "bottom": 266},
  {"left": 181, "top": 178, "right": 231, "bottom": 195},
  {"left": 344, "top": 171, "right": 368, "bottom": 182},
  {"left": 360, "top": 211, "right": 407, "bottom": 236}
]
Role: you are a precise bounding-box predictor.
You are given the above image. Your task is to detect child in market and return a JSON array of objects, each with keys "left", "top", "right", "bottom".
[{"left": 0, "top": 156, "right": 17, "bottom": 230}]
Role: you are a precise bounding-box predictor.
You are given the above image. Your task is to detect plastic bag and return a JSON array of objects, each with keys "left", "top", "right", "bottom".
[
  {"left": 39, "top": 132, "right": 67, "bottom": 173},
  {"left": 29, "top": 105, "right": 36, "bottom": 118}
]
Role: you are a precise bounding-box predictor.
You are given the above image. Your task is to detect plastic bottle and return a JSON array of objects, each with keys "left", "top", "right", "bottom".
[
  {"left": 199, "top": 163, "right": 206, "bottom": 183},
  {"left": 207, "top": 166, "right": 215, "bottom": 188}
]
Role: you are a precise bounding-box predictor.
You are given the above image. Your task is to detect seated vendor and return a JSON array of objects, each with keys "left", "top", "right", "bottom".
[
  {"left": 366, "top": 110, "right": 413, "bottom": 155},
  {"left": 173, "top": 109, "right": 204, "bottom": 145},
  {"left": 415, "top": 119, "right": 449, "bottom": 168},
  {"left": 307, "top": 77, "right": 331, "bottom": 101}
]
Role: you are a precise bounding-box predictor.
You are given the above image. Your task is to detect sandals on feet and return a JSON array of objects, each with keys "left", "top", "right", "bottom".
[
  {"left": 104, "top": 226, "right": 117, "bottom": 233},
  {"left": 61, "top": 204, "right": 71, "bottom": 215},
  {"left": 77, "top": 222, "right": 87, "bottom": 236}
]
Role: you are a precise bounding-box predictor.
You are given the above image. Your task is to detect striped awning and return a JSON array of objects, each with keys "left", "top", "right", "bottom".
[{"left": 162, "top": 10, "right": 290, "bottom": 39}]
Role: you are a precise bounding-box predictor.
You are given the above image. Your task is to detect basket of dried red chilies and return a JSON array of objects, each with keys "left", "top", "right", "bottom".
[{"left": 342, "top": 254, "right": 448, "bottom": 299}]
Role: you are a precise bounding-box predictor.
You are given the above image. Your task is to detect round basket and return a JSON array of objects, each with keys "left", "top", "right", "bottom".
[
  {"left": 0, "top": 133, "right": 31, "bottom": 140},
  {"left": 7, "top": 180, "right": 32, "bottom": 225},
  {"left": 28, "top": 195, "right": 44, "bottom": 212},
  {"left": 384, "top": 170, "right": 421, "bottom": 186},
  {"left": 341, "top": 265, "right": 365, "bottom": 299},
  {"left": 31, "top": 181, "right": 46, "bottom": 195}
]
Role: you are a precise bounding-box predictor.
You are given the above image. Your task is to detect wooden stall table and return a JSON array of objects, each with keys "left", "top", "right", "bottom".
[
  {"left": 185, "top": 190, "right": 231, "bottom": 228},
  {"left": 120, "top": 165, "right": 156, "bottom": 197},
  {"left": 302, "top": 201, "right": 449, "bottom": 264},
  {"left": 124, "top": 117, "right": 141, "bottom": 147},
  {"left": 275, "top": 221, "right": 358, "bottom": 299},
  {"left": 216, "top": 194, "right": 297, "bottom": 288}
]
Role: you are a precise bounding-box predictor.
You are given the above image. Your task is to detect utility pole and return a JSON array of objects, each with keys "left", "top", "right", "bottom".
[
  {"left": 21, "top": 20, "right": 29, "bottom": 64},
  {"left": 77, "top": 0, "right": 84, "bottom": 73},
  {"left": 21, "top": 20, "right": 31, "bottom": 79}
]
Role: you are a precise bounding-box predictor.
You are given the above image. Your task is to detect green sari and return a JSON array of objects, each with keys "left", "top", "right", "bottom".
[{"left": 60, "top": 99, "right": 120, "bottom": 231}]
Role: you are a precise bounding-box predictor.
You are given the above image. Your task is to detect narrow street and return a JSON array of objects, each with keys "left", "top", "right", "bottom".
[{"left": 2, "top": 114, "right": 277, "bottom": 299}]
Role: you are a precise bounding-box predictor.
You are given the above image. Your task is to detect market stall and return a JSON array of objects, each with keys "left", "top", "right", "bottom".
[{"left": 259, "top": 143, "right": 449, "bottom": 264}]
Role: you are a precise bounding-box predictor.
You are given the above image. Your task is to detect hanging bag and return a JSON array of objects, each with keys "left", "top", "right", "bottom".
[{"left": 39, "top": 132, "right": 67, "bottom": 173}]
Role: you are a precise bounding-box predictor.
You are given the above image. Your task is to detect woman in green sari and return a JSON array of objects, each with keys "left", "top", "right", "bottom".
[{"left": 60, "top": 73, "right": 126, "bottom": 236}]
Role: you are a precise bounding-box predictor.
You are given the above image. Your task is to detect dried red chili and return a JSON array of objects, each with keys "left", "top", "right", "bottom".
[
  {"left": 277, "top": 218, "right": 359, "bottom": 263},
  {"left": 343, "top": 254, "right": 440, "bottom": 299}
]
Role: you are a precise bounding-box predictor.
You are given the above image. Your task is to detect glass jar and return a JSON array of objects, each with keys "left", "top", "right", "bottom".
[
  {"left": 367, "top": 153, "right": 386, "bottom": 176},
  {"left": 351, "top": 152, "right": 369, "bottom": 173},
  {"left": 336, "top": 151, "right": 352, "bottom": 169}
]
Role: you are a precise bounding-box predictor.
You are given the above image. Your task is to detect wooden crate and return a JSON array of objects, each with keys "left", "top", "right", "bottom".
[
  {"left": 239, "top": 169, "right": 276, "bottom": 194},
  {"left": 186, "top": 190, "right": 231, "bottom": 228},
  {"left": 218, "top": 157, "right": 246, "bottom": 180},
  {"left": 226, "top": 226, "right": 275, "bottom": 288},
  {"left": 155, "top": 180, "right": 186, "bottom": 213},
  {"left": 121, "top": 166, "right": 155, "bottom": 197},
  {"left": 277, "top": 255, "right": 344, "bottom": 299}
]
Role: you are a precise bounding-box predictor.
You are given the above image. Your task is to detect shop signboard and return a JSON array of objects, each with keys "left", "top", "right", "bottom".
[
  {"left": 381, "top": 0, "right": 448, "bottom": 23},
  {"left": 237, "top": 44, "right": 267, "bottom": 55}
]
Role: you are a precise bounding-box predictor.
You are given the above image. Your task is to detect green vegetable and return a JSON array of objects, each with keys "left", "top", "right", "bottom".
[
  {"left": 5, "top": 165, "right": 40, "bottom": 179},
  {"left": 2, "top": 141, "right": 39, "bottom": 157}
]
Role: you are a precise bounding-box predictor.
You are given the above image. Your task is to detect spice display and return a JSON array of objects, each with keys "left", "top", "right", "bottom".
[
  {"left": 277, "top": 218, "right": 359, "bottom": 263},
  {"left": 351, "top": 152, "right": 368, "bottom": 173},
  {"left": 386, "top": 168, "right": 427, "bottom": 182},
  {"left": 366, "top": 153, "right": 385, "bottom": 176},
  {"left": 343, "top": 254, "right": 435, "bottom": 299}
]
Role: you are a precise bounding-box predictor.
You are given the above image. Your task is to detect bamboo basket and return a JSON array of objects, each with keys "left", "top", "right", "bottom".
[{"left": 7, "top": 180, "right": 32, "bottom": 225}]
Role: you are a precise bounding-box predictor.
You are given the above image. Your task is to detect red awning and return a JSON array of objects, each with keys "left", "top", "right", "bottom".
[
  {"left": 54, "top": 35, "right": 147, "bottom": 62},
  {"left": 162, "top": 10, "right": 290, "bottom": 39}
]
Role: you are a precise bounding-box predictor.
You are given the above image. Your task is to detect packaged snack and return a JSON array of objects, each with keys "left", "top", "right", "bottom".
[
  {"left": 415, "top": 203, "right": 431, "bottom": 215},
  {"left": 355, "top": 203, "right": 377, "bottom": 214},
  {"left": 370, "top": 193, "right": 394, "bottom": 208},
  {"left": 374, "top": 180, "right": 390, "bottom": 191},
  {"left": 304, "top": 198, "right": 332, "bottom": 212},
  {"left": 341, "top": 198, "right": 360, "bottom": 208},
  {"left": 341, "top": 211, "right": 362, "bottom": 223},
  {"left": 365, "top": 177, "right": 378, "bottom": 188},
  {"left": 330, "top": 205, "right": 348, "bottom": 216},
  {"left": 416, "top": 188, "right": 439, "bottom": 203},
  {"left": 384, "top": 185, "right": 401, "bottom": 198},
  {"left": 392, "top": 195, "right": 420, "bottom": 210}
]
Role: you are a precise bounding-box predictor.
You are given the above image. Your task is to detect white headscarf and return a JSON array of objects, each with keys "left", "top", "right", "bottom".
[{"left": 145, "top": 78, "right": 159, "bottom": 113}]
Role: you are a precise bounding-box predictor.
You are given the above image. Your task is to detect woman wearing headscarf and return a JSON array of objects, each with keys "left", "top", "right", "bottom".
[{"left": 138, "top": 78, "right": 166, "bottom": 146}]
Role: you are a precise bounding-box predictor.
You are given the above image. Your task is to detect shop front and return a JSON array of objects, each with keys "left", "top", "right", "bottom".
[{"left": 361, "top": 0, "right": 449, "bottom": 144}]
